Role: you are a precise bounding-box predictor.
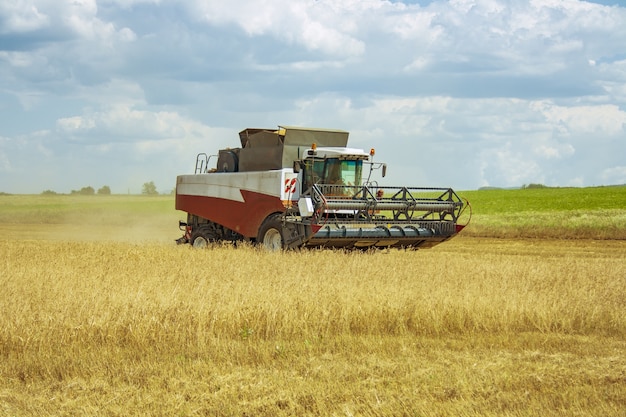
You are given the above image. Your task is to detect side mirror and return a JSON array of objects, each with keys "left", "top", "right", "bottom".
[
  {"left": 293, "top": 160, "right": 302, "bottom": 173},
  {"left": 382, "top": 164, "right": 387, "bottom": 178}
]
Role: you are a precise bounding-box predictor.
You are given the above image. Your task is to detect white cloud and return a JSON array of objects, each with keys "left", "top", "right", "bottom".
[
  {"left": 533, "top": 143, "right": 575, "bottom": 159},
  {"left": 388, "top": 9, "right": 441, "bottom": 41},
  {"left": 103, "top": 0, "right": 162, "bottom": 7},
  {"left": 62, "top": 0, "right": 137, "bottom": 44},
  {"left": 601, "top": 166, "right": 626, "bottom": 185},
  {"left": 190, "top": 0, "right": 365, "bottom": 56},
  {"left": 478, "top": 144, "right": 544, "bottom": 188},
  {"left": 56, "top": 104, "right": 212, "bottom": 144},
  {"left": 0, "top": 0, "right": 137, "bottom": 44},
  {"left": 0, "top": 2, "right": 49, "bottom": 33},
  {"left": 532, "top": 101, "right": 626, "bottom": 136},
  {"left": 57, "top": 114, "right": 96, "bottom": 132},
  {"left": 118, "top": 27, "right": 137, "bottom": 42},
  {"left": 1, "top": 0, "right": 626, "bottom": 193}
]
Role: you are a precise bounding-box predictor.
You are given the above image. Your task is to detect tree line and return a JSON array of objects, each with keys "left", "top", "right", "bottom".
[{"left": 40, "top": 182, "right": 170, "bottom": 195}]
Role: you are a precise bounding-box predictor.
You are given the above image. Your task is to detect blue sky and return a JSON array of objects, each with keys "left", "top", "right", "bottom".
[{"left": 1, "top": 0, "right": 625, "bottom": 194}]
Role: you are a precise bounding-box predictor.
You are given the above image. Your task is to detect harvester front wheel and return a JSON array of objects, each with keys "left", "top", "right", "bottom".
[{"left": 257, "top": 215, "right": 284, "bottom": 251}]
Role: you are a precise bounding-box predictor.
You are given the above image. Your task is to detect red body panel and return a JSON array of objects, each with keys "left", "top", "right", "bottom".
[{"left": 176, "top": 190, "right": 286, "bottom": 238}]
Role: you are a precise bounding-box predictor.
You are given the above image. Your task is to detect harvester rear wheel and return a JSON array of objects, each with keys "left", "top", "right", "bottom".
[
  {"left": 192, "top": 235, "right": 209, "bottom": 249},
  {"left": 257, "top": 215, "right": 284, "bottom": 251}
]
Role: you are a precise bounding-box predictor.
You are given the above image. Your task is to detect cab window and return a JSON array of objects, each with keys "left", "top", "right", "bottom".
[
  {"left": 302, "top": 158, "right": 363, "bottom": 191},
  {"left": 325, "top": 159, "right": 362, "bottom": 186}
]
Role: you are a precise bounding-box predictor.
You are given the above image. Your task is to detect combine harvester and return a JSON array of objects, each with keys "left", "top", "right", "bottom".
[{"left": 176, "top": 126, "right": 468, "bottom": 250}]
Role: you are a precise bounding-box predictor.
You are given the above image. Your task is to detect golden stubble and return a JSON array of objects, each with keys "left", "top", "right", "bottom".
[{"left": 1, "top": 237, "right": 625, "bottom": 416}]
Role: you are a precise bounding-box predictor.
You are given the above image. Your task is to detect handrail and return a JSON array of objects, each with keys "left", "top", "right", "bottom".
[{"left": 194, "top": 153, "right": 209, "bottom": 174}]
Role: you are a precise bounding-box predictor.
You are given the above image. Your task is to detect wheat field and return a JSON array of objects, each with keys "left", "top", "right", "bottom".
[
  {"left": 1, "top": 191, "right": 625, "bottom": 416},
  {"left": 1, "top": 234, "right": 625, "bottom": 416}
]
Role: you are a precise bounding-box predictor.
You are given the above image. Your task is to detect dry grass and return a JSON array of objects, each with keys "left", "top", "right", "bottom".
[{"left": 1, "top": 237, "right": 625, "bottom": 416}]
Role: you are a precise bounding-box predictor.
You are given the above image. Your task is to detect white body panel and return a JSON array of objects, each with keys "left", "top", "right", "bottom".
[{"left": 177, "top": 168, "right": 301, "bottom": 202}]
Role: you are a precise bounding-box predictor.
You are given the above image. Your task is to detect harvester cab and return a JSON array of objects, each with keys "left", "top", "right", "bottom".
[
  {"left": 175, "top": 125, "right": 468, "bottom": 250},
  {"left": 298, "top": 146, "right": 374, "bottom": 193}
]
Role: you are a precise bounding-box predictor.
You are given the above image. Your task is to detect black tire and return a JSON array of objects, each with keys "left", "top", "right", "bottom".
[
  {"left": 190, "top": 223, "right": 221, "bottom": 249},
  {"left": 191, "top": 234, "right": 209, "bottom": 249},
  {"left": 257, "top": 215, "right": 284, "bottom": 251}
]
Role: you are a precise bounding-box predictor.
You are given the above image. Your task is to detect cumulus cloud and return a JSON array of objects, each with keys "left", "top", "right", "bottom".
[
  {"left": 0, "top": 2, "right": 49, "bottom": 33},
  {"left": 104, "top": 0, "right": 162, "bottom": 7},
  {"left": 533, "top": 143, "right": 575, "bottom": 160},
  {"left": 601, "top": 166, "right": 626, "bottom": 185},
  {"left": 56, "top": 104, "right": 213, "bottom": 145},
  {"left": 479, "top": 145, "right": 544, "bottom": 188},
  {"left": 0, "top": 0, "right": 136, "bottom": 43},
  {"left": 189, "top": 0, "right": 366, "bottom": 57},
  {"left": 0, "top": 0, "right": 625, "bottom": 193},
  {"left": 532, "top": 101, "right": 626, "bottom": 136}
]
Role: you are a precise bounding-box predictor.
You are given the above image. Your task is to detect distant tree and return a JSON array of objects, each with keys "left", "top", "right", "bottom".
[
  {"left": 41, "top": 190, "right": 58, "bottom": 195},
  {"left": 97, "top": 185, "right": 111, "bottom": 195},
  {"left": 142, "top": 181, "right": 158, "bottom": 195},
  {"left": 71, "top": 186, "right": 95, "bottom": 195},
  {"left": 522, "top": 183, "right": 548, "bottom": 189}
]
